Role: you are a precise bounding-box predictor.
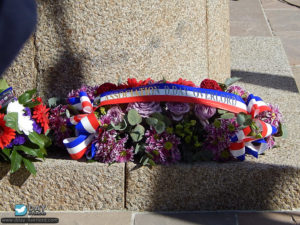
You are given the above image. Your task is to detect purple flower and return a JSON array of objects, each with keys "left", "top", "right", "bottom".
[
  {"left": 127, "top": 102, "right": 161, "bottom": 118},
  {"left": 68, "top": 85, "right": 97, "bottom": 102},
  {"left": 204, "top": 118, "right": 239, "bottom": 161},
  {"left": 166, "top": 102, "right": 190, "bottom": 121},
  {"left": 257, "top": 104, "right": 282, "bottom": 128},
  {"left": 227, "top": 85, "right": 249, "bottom": 101},
  {"left": 5, "top": 134, "right": 26, "bottom": 148},
  {"left": 115, "top": 147, "right": 134, "bottom": 163},
  {"left": 49, "top": 105, "right": 72, "bottom": 147},
  {"left": 106, "top": 106, "right": 124, "bottom": 125},
  {"left": 194, "top": 104, "right": 216, "bottom": 120},
  {"left": 94, "top": 130, "right": 133, "bottom": 163},
  {"left": 145, "top": 128, "right": 181, "bottom": 164}
]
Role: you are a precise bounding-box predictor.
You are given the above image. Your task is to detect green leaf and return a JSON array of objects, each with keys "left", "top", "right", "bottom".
[
  {"left": 224, "top": 77, "right": 241, "bottom": 87},
  {"left": 111, "top": 119, "right": 127, "bottom": 131},
  {"left": 14, "top": 145, "right": 44, "bottom": 158},
  {"left": 213, "top": 119, "right": 221, "bottom": 128},
  {"left": 10, "top": 149, "right": 22, "bottom": 173},
  {"left": 130, "top": 124, "right": 145, "bottom": 142},
  {"left": 150, "top": 112, "right": 164, "bottom": 121},
  {"left": 146, "top": 117, "right": 158, "bottom": 126},
  {"left": 220, "top": 113, "right": 235, "bottom": 119},
  {"left": 275, "top": 123, "right": 287, "bottom": 138},
  {"left": 135, "top": 143, "right": 144, "bottom": 154},
  {"left": 237, "top": 113, "right": 246, "bottom": 126},
  {"left": 48, "top": 97, "right": 60, "bottom": 108},
  {"left": 218, "top": 109, "right": 227, "bottom": 114},
  {"left": 148, "top": 159, "right": 156, "bottom": 166},
  {"left": 0, "top": 79, "right": 9, "bottom": 93},
  {"left": 142, "top": 157, "right": 149, "bottom": 166},
  {"left": 22, "top": 158, "right": 37, "bottom": 175},
  {"left": 28, "top": 132, "right": 51, "bottom": 150},
  {"left": 4, "top": 112, "right": 20, "bottom": 133},
  {"left": 154, "top": 120, "right": 165, "bottom": 134},
  {"left": 23, "top": 100, "right": 40, "bottom": 108},
  {"left": 2, "top": 148, "right": 11, "bottom": 158},
  {"left": 127, "top": 109, "right": 142, "bottom": 126},
  {"left": 18, "top": 89, "right": 36, "bottom": 104}
]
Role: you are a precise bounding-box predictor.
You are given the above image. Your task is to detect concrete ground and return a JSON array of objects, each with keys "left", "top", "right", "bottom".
[
  {"left": 1, "top": 211, "right": 300, "bottom": 225},
  {"left": 230, "top": 0, "right": 300, "bottom": 89}
]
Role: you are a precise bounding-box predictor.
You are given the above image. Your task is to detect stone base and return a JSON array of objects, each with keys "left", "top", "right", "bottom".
[
  {"left": 0, "top": 159, "right": 124, "bottom": 211},
  {"left": 0, "top": 37, "right": 299, "bottom": 211}
]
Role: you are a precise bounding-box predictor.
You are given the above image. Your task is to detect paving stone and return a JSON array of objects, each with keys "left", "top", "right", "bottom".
[
  {"left": 261, "top": 0, "right": 300, "bottom": 9},
  {"left": 134, "top": 213, "right": 236, "bottom": 225},
  {"left": 230, "top": 0, "right": 271, "bottom": 36},
  {"left": 32, "top": 211, "right": 132, "bottom": 225},
  {"left": 292, "top": 66, "right": 300, "bottom": 91},
  {"left": 237, "top": 212, "right": 295, "bottom": 225},
  {"left": 231, "top": 37, "right": 300, "bottom": 113},
  {"left": 264, "top": 9, "right": 300, "bottom": 32},
  {"left": 274, "top": 31, "right": 300, "bottom": 65},
  {"left": 288, "top": 211, "right": 300, "bottom": 224}
]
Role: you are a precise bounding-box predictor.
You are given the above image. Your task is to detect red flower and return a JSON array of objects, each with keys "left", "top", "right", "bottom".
[
  {"left": 0, "top": 113, "right": 15, "bottom": 149},
  {"left": 96, "top": 83, "right": 118, "bottom": 95},
  {"left": 170, "top": 78, "right": 196, "bottom": 87},
  {"left": 32, "top": 99, "right": 50, "bottom": 134},
  {"left": 126, "top": 78, "right": 154, "bottom": 88},
  {"left": 200, "top": 79, "right": 223, "bottom": 91}
]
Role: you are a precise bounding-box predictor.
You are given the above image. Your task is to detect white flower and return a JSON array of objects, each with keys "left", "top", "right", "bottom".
[
  {"left": 7, "top": 100, "right": 33, "bottom": 135},
  {"left": 7, "top": 101, "right": 25, "bottom": 115},
  {"left": 18, "top": 116, "right": 33, "bottom": 135}
]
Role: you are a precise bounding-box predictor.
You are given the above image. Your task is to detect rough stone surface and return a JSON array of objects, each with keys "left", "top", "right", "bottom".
[
  {"left": 126, "top": 161, "right": 300, "bottom": 211},
  {"left": 208, "top": 0, "right": 231, "bottom": 82},
  {"left": 2, "top": 37, "right": 37, "bottom": 97},
  {"left": 34, "top": 0, "right": 230, "bottom": 99},
  {"left": 0, "top": 160, "right": 124, "bottom": 211}
]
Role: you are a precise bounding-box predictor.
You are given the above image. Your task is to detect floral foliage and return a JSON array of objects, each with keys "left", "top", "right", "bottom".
[
  {"left": 0, "top": 80, "right": 51, "bottom": 175},
  {"left": 49, "top": 77, "right": 284, "bottom": 166}
]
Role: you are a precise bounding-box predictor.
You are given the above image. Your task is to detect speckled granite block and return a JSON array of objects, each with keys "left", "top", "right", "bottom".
[
  {"left": 2, "top": 37, "right": 37, "bottom": 97},
  {"left": 0, "top": 160, "right": 124, "bottom": 211},
  {"left": 207, "top": 0, "right": 231, "bottom": 82},
  {"left": 34, "top": 0, "right": 230, "bottom": 99},
  {"left": 125, "top": 151, "right": 300, "bottom": 211}
]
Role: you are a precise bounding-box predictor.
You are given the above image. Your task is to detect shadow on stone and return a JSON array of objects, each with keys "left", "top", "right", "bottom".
[
  {"left": 39, "top": 0, "right": 87, "bottom": 99},
  {"left": 9, "top": 167, "right": 31, "bottom": 187},
  {"left": 0, "top": 163, "right": 10, "bottom": 180},
  {"left": 231, "top": 70, "right": 299, "bottom": 93},
  {"left": 125, "top": 161, "right": 300, "bottom": 211}
]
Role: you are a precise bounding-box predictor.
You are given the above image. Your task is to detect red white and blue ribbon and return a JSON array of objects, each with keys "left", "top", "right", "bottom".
[
  {"left": 63, "top": 91, "right": 99, "bottom": 160},
  {"left": 95, "top": 83, "right": 248, "bottom": 114},
  {"left": 229, "top": 95, "right": 277, "bottom": 161},
  {"left": 65, "top": 85, "right": 277, "bottom": 161}
]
